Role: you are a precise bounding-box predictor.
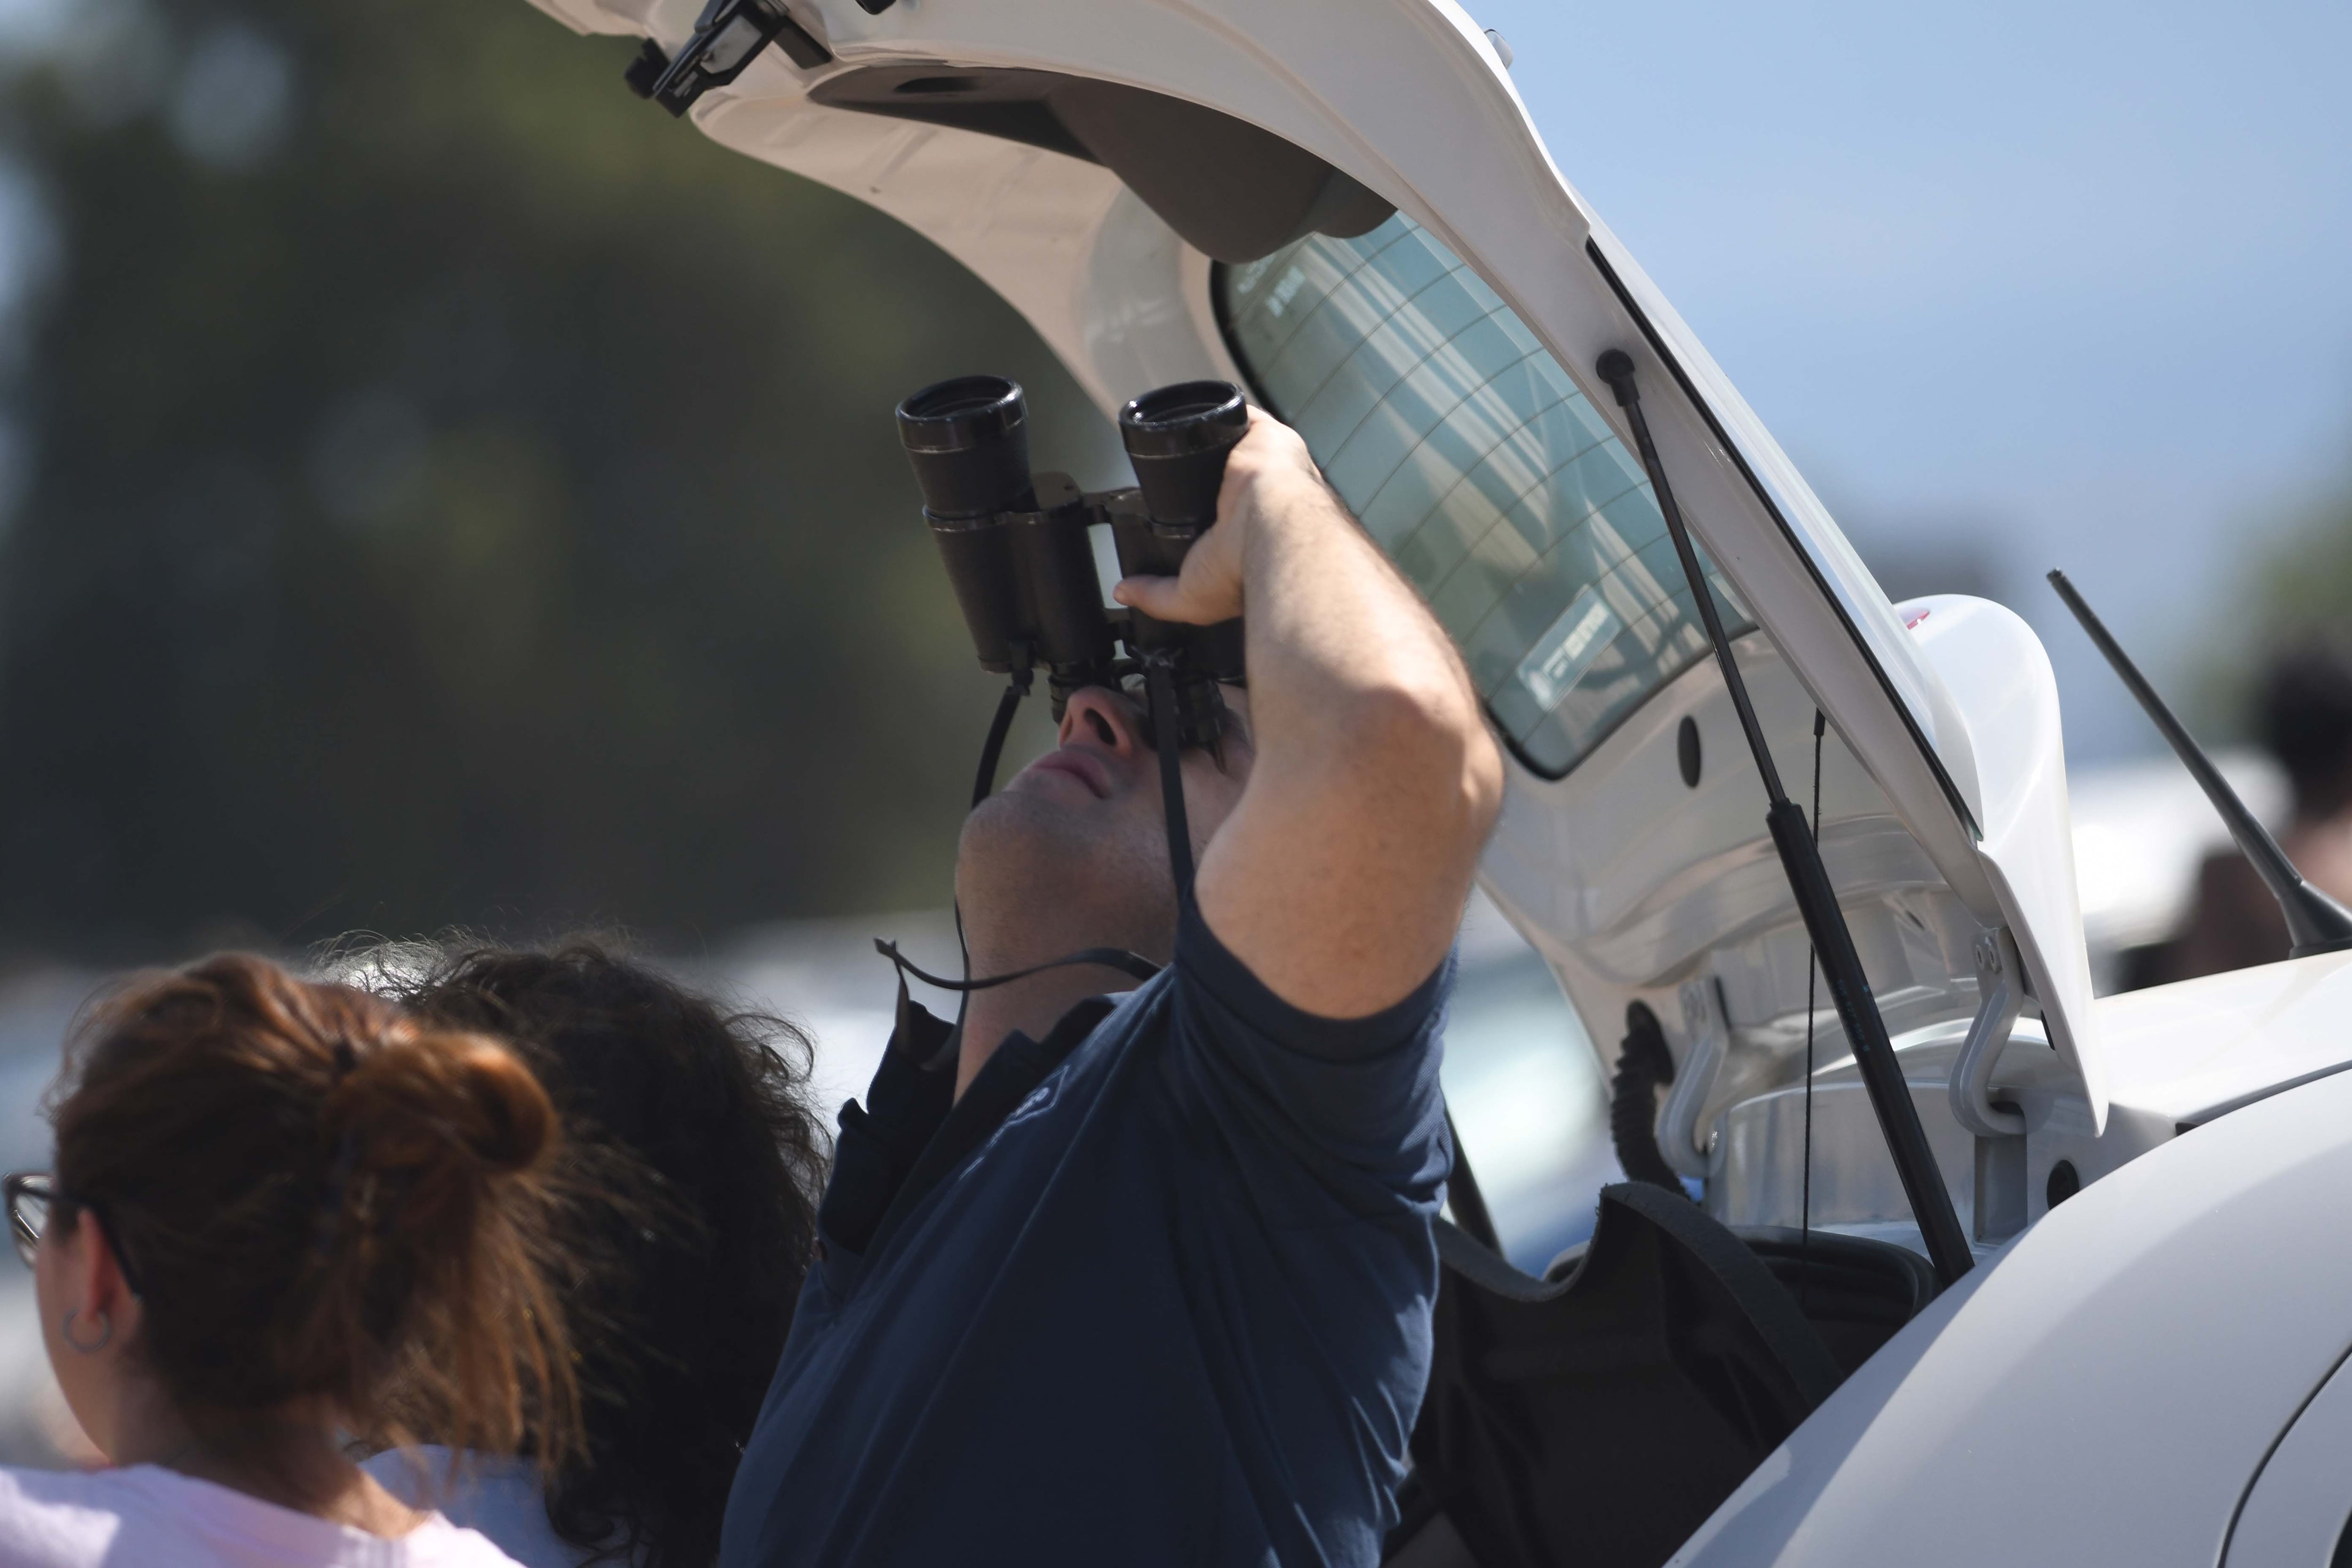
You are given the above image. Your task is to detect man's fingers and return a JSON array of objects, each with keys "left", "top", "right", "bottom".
[
  {"left": 1112, "top": 574, "right": 1188, "bottom": 621},
  {"left": 1115, "top": 574, "right": 1236, "bottom": 625}
]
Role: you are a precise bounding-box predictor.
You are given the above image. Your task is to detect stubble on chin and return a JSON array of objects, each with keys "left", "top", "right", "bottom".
[{"left": 956, "top": 789, "right": 1176, "bottom": 963}]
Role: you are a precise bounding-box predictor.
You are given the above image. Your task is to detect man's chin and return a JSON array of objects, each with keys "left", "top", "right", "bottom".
[
  {"left": 962, "top": 790, "right": 1098, "bottom": 874},
  {"left": 957, "top": 792, "right": 1171, "bottom": 925}
]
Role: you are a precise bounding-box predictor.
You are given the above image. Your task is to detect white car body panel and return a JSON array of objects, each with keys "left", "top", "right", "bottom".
[
  {"left": 1674, "top": 1065, "right": 2352, "bottom": 1567},
  {"left": 2226, "top": 1344, "right": 2352, "bottom": 1565},
  {"left": 2100, "top": 950, "right": 2352, "bottom": 1129}
]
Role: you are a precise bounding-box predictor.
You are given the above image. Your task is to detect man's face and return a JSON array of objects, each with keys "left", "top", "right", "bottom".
[{"left": 956, "top": 683, "right": 1255, "bottom": 961}]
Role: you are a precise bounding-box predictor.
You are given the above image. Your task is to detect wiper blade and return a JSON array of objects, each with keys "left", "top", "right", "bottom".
[
  {"left": 1596, "top": 350, "right": 1974, "bottom": 1287},
  {"left": 2049, "top": 568, "right": 2352, "bottom": 959}
]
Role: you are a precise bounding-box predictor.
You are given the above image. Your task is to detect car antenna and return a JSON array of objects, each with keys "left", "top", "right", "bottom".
[
  {"left": 1596, "top": 349, "right": 1974, "bottom": 1288},
  {"left": 2048, "top": 568, "right": 2352, "bottom": 957}
]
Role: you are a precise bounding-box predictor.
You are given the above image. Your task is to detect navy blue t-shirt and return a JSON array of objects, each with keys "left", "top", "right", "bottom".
[{"left": 718, "top": 905, "right": 1453, "bottom": 1567}]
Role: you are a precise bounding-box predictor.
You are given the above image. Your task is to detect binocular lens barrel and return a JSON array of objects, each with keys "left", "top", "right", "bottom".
[
  {"left": 897, "top": 375, "right": 1037, "bottom": 519},
  {"left": 898, "top": 375, "right": 1035, "bottom": 672},
  {"left": 1117, "top": 381, "right": 1248, "bottom": 530}
]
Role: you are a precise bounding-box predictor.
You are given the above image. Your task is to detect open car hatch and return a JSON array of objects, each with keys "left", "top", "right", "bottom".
[{"left": 524, "top": 0, "right": 2106, "bottom": 1233}]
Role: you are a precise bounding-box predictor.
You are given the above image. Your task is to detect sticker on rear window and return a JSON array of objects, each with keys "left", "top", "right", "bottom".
[
  {"left": 1263, "top": 266, "right": 1307, "bottom": 317},
  {"left": 1516, "top": 587, "right": 1622, "bottom": 714}
]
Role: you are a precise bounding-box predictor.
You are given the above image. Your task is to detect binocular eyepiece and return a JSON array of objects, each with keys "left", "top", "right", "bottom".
[
  {"left": 1119, "top": 380, "right": 1250, "bottom": 530},
  {"left": 896, "top": 374, "right": 1250, "bottom": 754}
]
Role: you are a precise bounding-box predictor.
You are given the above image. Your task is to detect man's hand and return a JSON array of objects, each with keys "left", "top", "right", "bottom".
[
  {"left": 1125, "top": 406, "right": 1505, "bottom": 1022},
  {"left": 1111, "top": 409, "right": 1319, "bottom": 628}
]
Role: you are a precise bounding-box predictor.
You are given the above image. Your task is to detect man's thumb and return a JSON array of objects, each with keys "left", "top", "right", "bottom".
[{"left": 1113, "top": 575, "right": 1182, "bottom": 619}]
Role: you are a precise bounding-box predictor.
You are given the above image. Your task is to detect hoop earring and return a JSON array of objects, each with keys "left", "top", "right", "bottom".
[{"left": 61, "top": 1308, "right": 111, "bottom": 1353}]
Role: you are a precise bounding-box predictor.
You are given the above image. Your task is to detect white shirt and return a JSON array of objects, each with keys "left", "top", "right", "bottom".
[
  {"left": 360, "top": 1449, "right": 583, "bottom": 1568},
  {"left": 0, "top": 1464, "right": 525, "bottom": 1567}
]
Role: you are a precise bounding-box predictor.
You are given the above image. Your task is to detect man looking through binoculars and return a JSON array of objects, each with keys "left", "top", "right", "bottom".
[{"left": 721, "top": 406, "right": 1504, "bottom": 1567}]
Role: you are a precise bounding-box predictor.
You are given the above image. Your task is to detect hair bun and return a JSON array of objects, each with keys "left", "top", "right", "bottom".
[
  {"left": 334, "top": 1026, "right": 558, "bottom": 1183},
  {"left": 439, "top": 1032, "right": 558, "bottom": 1173}
]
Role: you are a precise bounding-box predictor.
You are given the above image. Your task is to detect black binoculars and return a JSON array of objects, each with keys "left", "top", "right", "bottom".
[{"left": 895, "top": 374, "right": 1249, "bottom": 755}]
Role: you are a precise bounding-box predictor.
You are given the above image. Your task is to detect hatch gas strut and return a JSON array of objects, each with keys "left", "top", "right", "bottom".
[
  {"left": 2050, "top": 569, "right": 2352, "bottom": 958},
  {"left": 1596, "top": 351, "right": 1974, "bottom": 1288}
]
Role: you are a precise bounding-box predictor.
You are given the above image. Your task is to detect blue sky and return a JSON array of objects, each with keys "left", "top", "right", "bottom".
[{"left": 1475, "top": 0, "right": 2352, "bottom": 759}]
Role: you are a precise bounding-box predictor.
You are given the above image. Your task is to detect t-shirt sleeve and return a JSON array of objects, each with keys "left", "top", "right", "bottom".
[{"left": 1161, "top": 900, "right": 1453, "bottom": 1223}]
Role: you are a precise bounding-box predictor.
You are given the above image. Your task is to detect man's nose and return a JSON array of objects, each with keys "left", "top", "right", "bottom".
[{"left": 1060, "top": 686, "right": 1144, "bottom": 756}]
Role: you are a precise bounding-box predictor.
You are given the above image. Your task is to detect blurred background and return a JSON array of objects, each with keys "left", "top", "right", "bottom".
[{"left": 0, "top": 0, "right": 2338, "bottom": 1460}]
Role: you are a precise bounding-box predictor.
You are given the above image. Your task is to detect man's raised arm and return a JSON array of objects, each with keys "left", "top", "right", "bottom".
[{"left": 1115, "top": 410, "right": 1505, "bottom": 1020}]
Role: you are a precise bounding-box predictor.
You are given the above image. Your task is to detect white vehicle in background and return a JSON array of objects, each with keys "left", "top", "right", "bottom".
[
  {"left": 2069, "top": 748, "right": 2288, "bottom": 988},
  {"left": 514, "top": 0, "right": 2352, "bottom": 1562}
]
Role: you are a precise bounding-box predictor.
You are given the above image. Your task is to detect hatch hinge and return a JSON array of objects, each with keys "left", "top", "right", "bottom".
[
  {"left": 626, "top": 0, "right": 831, "bottom": 118},
  {"left": 1657, "top": 976, "right": 1730, "bottom": 1180},
  {"left": 1949, "top": 927, "right": 2027, "bottom": 1137}
]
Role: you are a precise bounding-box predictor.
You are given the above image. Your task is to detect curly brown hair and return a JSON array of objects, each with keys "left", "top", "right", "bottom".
[{"left": 378, "top": 939, "right": 826, "bottom": 1568}]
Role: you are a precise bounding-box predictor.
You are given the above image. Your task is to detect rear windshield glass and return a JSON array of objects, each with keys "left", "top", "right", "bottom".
[{"left": 1216, "top": 214, "right": 1749, "bottom": 777}]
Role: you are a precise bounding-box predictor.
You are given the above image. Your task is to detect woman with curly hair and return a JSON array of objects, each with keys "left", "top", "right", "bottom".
[{"left": 364, "top": 941, "right": 827, "bottom": 1568}]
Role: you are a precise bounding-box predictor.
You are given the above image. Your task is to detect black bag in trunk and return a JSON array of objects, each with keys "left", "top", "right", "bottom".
[{"left": 1392, "top": 1182, "right": 1850, "bottom": 1568}]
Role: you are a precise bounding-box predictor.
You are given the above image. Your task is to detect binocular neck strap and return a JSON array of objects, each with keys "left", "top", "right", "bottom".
[
  {"left": 878, "top": 655, "right": 1185, "bottom": 1026},
  {"left": 972, "top": 664, "right": 1034, "bottom": 809},
  {"left": 1143, "top": 653, "right": 1196, "bottom": 900},
  {"left": 876, "top": 938, "right": 1162, "bottom": 993}
]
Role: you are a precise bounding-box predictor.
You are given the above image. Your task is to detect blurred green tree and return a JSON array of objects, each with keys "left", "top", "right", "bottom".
[
  {"left": 0, "top": 0, "right": 1104, "bottom": 958},
  {"left": 2246, "top": 491, "right": 2352, "bottom": 645},
  {"left": 2178, "top": 478, "right": 2352, "bottom": 744}
]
